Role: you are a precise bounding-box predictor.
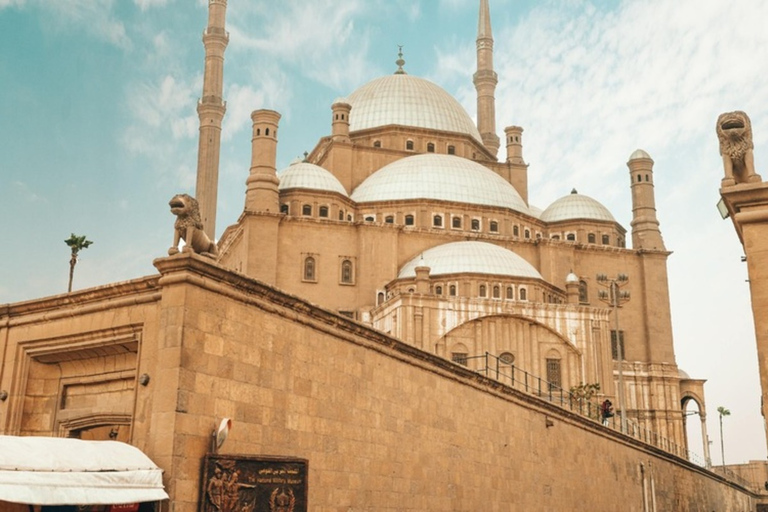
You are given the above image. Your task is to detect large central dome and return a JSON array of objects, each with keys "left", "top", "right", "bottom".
[{"left": 347, "top": 74, "right": 483, "bottom": 142}]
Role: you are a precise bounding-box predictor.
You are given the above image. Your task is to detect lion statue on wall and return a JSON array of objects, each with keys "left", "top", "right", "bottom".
[
  {"left": 717, "top": 110, "right": 761, "bottom": 185},
  {"left": 168, "top": 194, "right": 218, "bottom": 258}
]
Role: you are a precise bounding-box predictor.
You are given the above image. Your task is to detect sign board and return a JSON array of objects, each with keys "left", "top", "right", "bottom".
[{"left": 200, "top": 454, "right": 308, "bottom": 512}]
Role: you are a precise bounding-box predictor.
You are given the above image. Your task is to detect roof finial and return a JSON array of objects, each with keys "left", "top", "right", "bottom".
[
  {"left": 394, "top": 45, "right": 407, "bottom": 75},
  {"left": 571, "top": 188, "right": 578, "bottom": 194}
]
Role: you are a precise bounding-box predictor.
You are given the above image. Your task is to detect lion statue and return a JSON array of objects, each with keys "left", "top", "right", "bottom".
[
  {"left": 168, "top": 194, "right": 218, "bottom": 258},
  {"left": 717, "top": 110, "right": 761, "bottom": 185}
]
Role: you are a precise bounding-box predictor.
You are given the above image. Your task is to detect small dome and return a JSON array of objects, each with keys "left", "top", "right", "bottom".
[
  {"left": 678, "top": 368, "right": 691, "bottom": 379},
  {"left": 565, "top": 272, "right": 579, "bottom": 284},
  {"left": 540, "top": 190, "right": 615, "bottom": 223},
  {"left": 278, "top": 162, "right": 349, "bottom": 197},
  {"left": 398, "top": 241, "right": 542, "bottom": 279},
  {"left": 351, "top": 154, "right": 529, "bottom": 214},
  {"left": 347, "top": 74, "right": 483, "bottom": 142},
  {"left": 629, "top": 149, "right": 651, "bottom": 160}
]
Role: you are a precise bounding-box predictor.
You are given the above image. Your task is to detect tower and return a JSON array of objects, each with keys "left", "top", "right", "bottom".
[
  {"left": 474, "top": 0, "right": 500, "bottom": 158},
  {"left": 245, "top": 110, "right": 281, "bottom": 213},
  {"left": 628, "top": 149, "right": 665, "bottom": 251},
  {"left": 195, "top": 0, "right": 228, "bottom": 240}
]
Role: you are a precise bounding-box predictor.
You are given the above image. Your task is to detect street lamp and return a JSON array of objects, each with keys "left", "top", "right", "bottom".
[
  {"left": 717, "top": 406, "right": 730, "bottom": 466},
  {"left": 597, "top": 273, "right": 630, "bottom": 434}
]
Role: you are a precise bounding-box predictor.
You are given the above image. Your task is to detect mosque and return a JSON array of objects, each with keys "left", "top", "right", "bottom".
[{"left": 6, "top": 1, "right": 755, "bottom": 510}]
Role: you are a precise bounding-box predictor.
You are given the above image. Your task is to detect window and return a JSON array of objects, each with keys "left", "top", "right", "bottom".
[
  {"left": 578, "top": 280, "right": 588, "bottom": 303},
  {"left": 551, "top": 235, "right": 560, "bottom": 240},
  {"left": 427, "top": 142, "right": 435, "bottom": 153},
  {"left": 524, "top": 229, "right": 531, "bottom": 239},
  {"left": 506, "top": 286, "right": 514, "bottom": 300},
  {"left": 364, "top": 216, "right": 374, "bottom": 222},
  {"left": 513, "top": 225, "right": 519, "bottom": 237},
  {"left": 451, "top": 352, "right": 468, "bottom": 366},
  {"left": 435, "top": 285, "right": 443, "bottom": 295},
  {"left": 645, "top": 174, "right": 650, "bottom": 182},
  {"left": 479, "top": 284, "right": 487, "bottom": 297},
  {"left": 377, "top": 292, "right": 385, "bottom": 305},
  {"left": 303, "top": 256, "right": 316, "bottom": 282},
  {"left": 338, "top": 210, "right": 345, "bottom": 220},
  {"left": 611, "top": 330, "right": 625, "bottom": 360},
  {"left": 588, "top": 233, "right": 596, "bottom": 244},
  {"left": 373, "top": 140, "right": 381, "bottom": 148},
  {"left": 256, "top": 128, "right": 261, "bottom": 136},
  {"left": 405, "top": 215, "right": 415, "bottom": 226},
  {"left": 449, "top": 284, "right": 457, "bottom": 296},
  {"left": 280, "top": 204, "right": 289, "bottom": 214},
  {"left": 406, "top": 140, "right": 414, "bottom": 151},
  {"left": 265, "top": 128, "right": 270, "bottom": 136},
  {"left": 347, "top": 214, "right": 353, "bottom": 221},
  {"left": 471, "top": 219, "right": 480, "bottom": 231},
  {"left": 385, "top": 215, "right": 394, "bottom": 224},
  {"left": 302, "top": 204, "right": 312, "bottom": 216},
  {"left": 452, "top": 216, "right": 462, "bottom": 229},
  {"left": 519, "top": 288, "right": 527, "bottom": 301},
  {"left": 340, "top": 259, "right": 354, "bottom": 284},
  {"left": 433, "top": 215, "right": 443, "bottom": 227},
  {"left": 546, "top": 358, "right": 562, "bottom": 390},
  {"left": 637, "top": 174, "right": 642, "bottom": 183},
  {"left": 489, "top": 221, "right": 499, "bottom": 233},
  {"left": 566, "top": 233, "right": 576, "bottom": 241},
  {"left": 319, "top": 206, "right": 329, "bottom": 218},
  {"left": 602, "top": 234, "right": 610, "bottom": 245},
  {"left": 447, "top": 145, "right": 455, "bottom": 155},
  {"left": 492, "top": 285, "right": 500, "bottom": 299}
]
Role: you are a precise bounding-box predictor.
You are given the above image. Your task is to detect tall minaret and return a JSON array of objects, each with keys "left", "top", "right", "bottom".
[
  {"left": 627, "top": 149, "right": 665, "bottom": 251},
  {"left": 195, "top": 0, "right": 228, "bottom": 240},
  {"left": 474, "top": 0, "right": 500, "bottom": 158}
]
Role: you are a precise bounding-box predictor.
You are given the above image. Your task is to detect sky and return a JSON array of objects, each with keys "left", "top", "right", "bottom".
[{"left": 1, "top": 0, "right": 767, "bottom": 466}]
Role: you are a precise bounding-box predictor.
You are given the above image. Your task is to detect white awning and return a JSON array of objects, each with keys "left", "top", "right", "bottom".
[{"left": 0, "top": 436, "right": 168, "bottom": 505}]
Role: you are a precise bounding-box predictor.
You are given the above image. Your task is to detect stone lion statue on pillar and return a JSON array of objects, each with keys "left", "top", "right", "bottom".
[
  {"left": 717, "top": 111, "right": 761, "bottom": 186},
  {"left": 168, "top": 194, "right": 218, "bottom": 258}
]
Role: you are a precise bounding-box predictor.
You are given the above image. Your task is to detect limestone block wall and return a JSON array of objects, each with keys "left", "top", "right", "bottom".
[{"left": 148, "top": 255, "right": 755, "bottom": 512}]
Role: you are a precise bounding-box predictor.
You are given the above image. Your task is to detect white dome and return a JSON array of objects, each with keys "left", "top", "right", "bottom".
[
  {"left": 398, "top": 241, "right": 542, "bottom": 279},
  {"left": 540, "top": 190, "right": 615, "bottom": 223},
  {"left": 629, "top": 148, "right": 652, "bottom": 160},
  {"left": 351, "top": 154, "right": 529, "bottom": 214},
  {"left": 565, "top": 272, "right": 579, "bottom": 283},
  {"left": 347, "top": 74, "right": 483, "bottom": 142},
  {"left": 278, "top": 162, "right": 348, "bottom": 197}
]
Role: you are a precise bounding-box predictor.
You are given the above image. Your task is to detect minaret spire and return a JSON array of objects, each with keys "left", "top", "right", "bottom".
[
  {"left": 195, "top": 0, "right": 229, "bottom": 240},
  {"left": 474, "top": 0, "right": 500, "bottom": 158}
]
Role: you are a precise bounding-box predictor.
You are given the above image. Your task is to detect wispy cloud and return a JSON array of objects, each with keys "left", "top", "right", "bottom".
[
  {"left": 0, "top": 0, "right": 26, "bottom": 8},
  {"left": 37, "top": 0, "right": 132, "bottom": 49},
  {"left": 133, "top": 0, "right": 172, "bottom": 11},
  {"left": 12, "top": 181, "right": 47, "bottom": 203}
]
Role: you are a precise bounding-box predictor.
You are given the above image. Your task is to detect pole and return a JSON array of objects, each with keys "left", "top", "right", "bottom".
[{"left": 613, "top": 281, "right": 628, "bottom": 434}]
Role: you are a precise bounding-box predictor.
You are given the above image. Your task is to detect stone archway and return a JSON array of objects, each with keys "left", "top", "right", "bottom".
[{"left": 681, "top": 392, "right": 711, "bottom": 467}]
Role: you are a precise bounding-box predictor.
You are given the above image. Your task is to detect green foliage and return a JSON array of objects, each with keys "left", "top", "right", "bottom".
[
  {"left": 64, "top": 233, "right": 94, "bottom": 256},
  {"left": 569, "top": 382, "right": 601, "bottom": 401}
]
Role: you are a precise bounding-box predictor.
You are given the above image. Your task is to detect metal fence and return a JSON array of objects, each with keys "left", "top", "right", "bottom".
[{"left": 462, "top": 352, "right": 754, "bottom": 491}]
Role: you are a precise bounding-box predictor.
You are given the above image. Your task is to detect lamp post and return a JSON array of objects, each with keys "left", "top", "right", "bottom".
[
  {"left": 597, "top": 273, "right": 630, "bottom": 434},
  {"left": 717, "top": 406, "right": 730, "bottom": 466}
]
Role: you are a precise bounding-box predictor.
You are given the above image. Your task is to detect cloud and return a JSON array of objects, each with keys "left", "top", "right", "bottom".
[
  {"left": 0, "top": 0, "right": 26, "bottom": 8},
  {"left": 133, "top": 0, "right": 171, "bottom": 10},
  {"left": 38, "top": 0, "right": 132, "bottom": 49},
  {"left": 12, "top": 181, "right": 47, "bottom": 203}
]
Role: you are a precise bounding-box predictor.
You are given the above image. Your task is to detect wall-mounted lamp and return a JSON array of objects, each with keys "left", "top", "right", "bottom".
[{"left": 138, "top": 373, "right": 151, "bottom": 386}]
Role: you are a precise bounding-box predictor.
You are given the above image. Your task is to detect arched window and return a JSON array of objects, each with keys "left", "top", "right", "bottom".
[
  {"left": 385, "top": 215, "right": 394, "bottom": 224},
  {"left": 373, "top": 140, "right": 382, "bottom": 148},
  {"left": 471, "top": 219, "right": 480, "bottom": 231},
  {"left": 489, "top": 221, "right": 499, "bottom": 233},
  {"left": 524, "top": 229, "right": 531, "bottom": 239},
  {"left": 406, "top": 140, "right": 414, "bottom": 151},
  {"left": 566, "top": 233, "right": 576, "bottom": 241},
  {"left": 433, "top": 215, "right": 443, "bottom": 227},
  {"left": 492, "top": 285, "right": 500, "bottom": 298},
  {"left": 280, "top": 204, "right": 289, "bottom": 214},
  {"left": 506, "top": 286, "right": 514, "bottom": 300},
  {"left": 265, "top": 128, "right": 270, "bottom": 136},
  {"left": 452, "top": 216, "right": 462, "bottom": 228},
  {"left": 447, "top": 145, "right": 455, "bottom": 155},
  {"left": 347, "top": 214, "right": 353, "bottom": 221},
  {"left": 513, "top": 225, "right": 519, "bottom": 237},
  {"left": 435, "top": 285, "right": 443, "bottom": 296},
  {"left": 479, "top": 284, "right": 487, "bottom": 297},
  {"left": 588, "top": 233, "right": 596, "bottom": 244},
  {"left": 427, "top": 142, "right": 435, "bottom": 153},
  {"left": 578, "top": 280, "right": 588, "bottom": 303},
  {"left": 256, "top": 128, "right": 261, "bottom": 136},
  {"left": 340, "top": 259, "right": 353, "bottom": 284},
  {"left": 519, "top": 288, "right": 527, "bottom": 301},
  {"left": 338, "top": 210, "right": 345, "bottom": 220},
  {"left": 546, "top": 352, "right": 562, "bottom": 390},
  {"left": 364, "top": 216, "right": 374, "bottom": 222},
  {"left": 405, "top": 215, "right": 415, "bottom": 226},
  {"left": 319, "top": 206, "right": 329, "bottom": 218},
  {"left": 302, "top": 204, "right": 312, "bottom": 216},
  {"left": 602, "top": 234, "right": 610, "bottom": 245},
  {"left": 303, "top": 256, "right": 316, "bottom": 281},
  {"left": 377, "top": 291, "right": 385, "bottom": 305},
  {"left": 551, "top": 234, "right": 560, "bottom": 240},
  {"left": 449, "top": 284, "right": 457, "bottom": 296}
]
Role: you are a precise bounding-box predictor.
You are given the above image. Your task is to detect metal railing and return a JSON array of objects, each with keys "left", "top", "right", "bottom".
[{"left": 462, "top": 352, "right": 754, "bottom": 490}]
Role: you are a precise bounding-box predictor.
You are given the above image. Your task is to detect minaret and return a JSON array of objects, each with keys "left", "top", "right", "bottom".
[
  {"left": 245, "top": 110, "right": 281, "bottom": 213},
  {"left": 195, "top": 0, "right": 228, "bottom": 240},
  {"left": 474, "top": 0, "right": 500, "bottom": 158},
  {"left": 627, "top": 149, "right": 665, "bottom": 251}
]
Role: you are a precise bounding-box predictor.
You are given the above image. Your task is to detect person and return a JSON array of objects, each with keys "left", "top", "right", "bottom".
[{"left": 600, "top": 399, "right": 614, "bottom": 426}]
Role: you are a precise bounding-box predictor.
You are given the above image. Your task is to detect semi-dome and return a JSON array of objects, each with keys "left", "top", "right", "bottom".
[
  {"left": 347, "top": 74, "right": 483, "bottom": 142},
  {"left": 351, "top": 154, "right": 529, "bottom": 214},
  {"left": 278, "top": 162, "right": 348, "bottom": 197},
  {"left": 629, "top": 148, "right": 652, "bottom": 160},
  {"left": 398, "top": 241, "right": 542, "bottom": 279},
  {"left": 540, "top": 189, "right": 615, "bottom": 223}
]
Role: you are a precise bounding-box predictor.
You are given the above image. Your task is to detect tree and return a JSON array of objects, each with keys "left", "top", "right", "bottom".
[
  {"left": 569, "top": 382, "right": 601, "bottom": 419},
  {"left": 717, "top": 405, "right": 731, "bottom": 466},
  {"left": 64, "top": 233, "right": 93, "bottom": 293}
]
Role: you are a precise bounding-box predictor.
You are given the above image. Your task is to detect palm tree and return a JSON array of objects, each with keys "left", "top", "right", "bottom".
[
  {"left": 717, "top": 406, "right": 731, "bottom": 466},
  {"left": 64, "top": 233, "right": 93, "bottom": 293}
]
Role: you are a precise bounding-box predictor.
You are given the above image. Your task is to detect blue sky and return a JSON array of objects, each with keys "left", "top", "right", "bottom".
[{"left": 2, "top": 0, "right": 768, "bottom": 465}]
